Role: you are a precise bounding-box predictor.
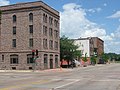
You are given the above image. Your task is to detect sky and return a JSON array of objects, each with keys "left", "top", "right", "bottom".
[{"left": 0, "top": 0, "right": 120, "bottom": 54}]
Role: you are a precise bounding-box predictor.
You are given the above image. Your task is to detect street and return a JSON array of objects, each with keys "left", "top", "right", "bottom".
[{"left": 0, "top": 63, "right": 120, "bottom": 90}]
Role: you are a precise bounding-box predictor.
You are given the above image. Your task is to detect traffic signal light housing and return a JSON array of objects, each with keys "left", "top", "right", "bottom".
[
  {"left": 36, "top": 49, "right": 38, "bottom": 57},
  {"left": 32, "top": 50, "right": 35, "bottom": 58}
]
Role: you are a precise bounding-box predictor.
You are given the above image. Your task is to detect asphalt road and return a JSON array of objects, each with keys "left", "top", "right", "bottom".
[{"left": 0, "top": 63, "right": 120, "bottom": 90}]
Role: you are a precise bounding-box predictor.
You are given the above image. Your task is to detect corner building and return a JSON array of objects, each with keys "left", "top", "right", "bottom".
[{"left": 0, "top": 1, "right": 60, "bottom": 70}]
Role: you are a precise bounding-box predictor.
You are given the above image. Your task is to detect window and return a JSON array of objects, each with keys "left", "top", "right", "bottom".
[
  {"left": 29, "top": 13, "right": 33, "bottom": 22},
  {"left": 44, "top": 54, "right": 48, "bottom": 69},
  {"left": 27, "top": 54, "right": 34, "bottom": 64},
  {"left": 43, "top": 13, "right": 47, "bottom": 23},
  {"left": 13, "top": 15, "right": 16, "bottom": 23},
  {"left": 54, "top": 19, "right": 59, "bottom": 27},
  {"left": 54, "top": 30, "right": 59, "bottom": 38},
  {"left": 13, "top": 26, "right": 16, "bottom": 35},
  {"left": 45, "top": 15, "right": 47, "bottom": 23},
  {"left": 2, "top": 55, "right": 4, "bottom": 62},
  {"left": 10, "top": 55, "right": 18, "bottom": 64},
  {"left": 55, "top": 55, "right": 59, "bottom": 67},
  {"left": 49, "top": 17, "right": 53, "bottom": 25},
  {"left": 29, "top": 38, "right": 33, "bottom": 47},
  {"left": 49, "top": 40, "right": 53, "bottom": 49},
  {"left": 43, "top": 26, "right": 47, "bottom": 36},
  {"left": 12, "top": 39, "right": 16, "bottom": 47},
  {"left": 49, "top": 28, "right": 53, "bottom": 37},
  {"left": 43, "top": 39, "right": 47, "bottom": 49},
  {"left": 55, "top": 41, "right": 58, "bottom": 50},
  {"left": 29, "top": 25, "right": 33, "bottom": 34}
]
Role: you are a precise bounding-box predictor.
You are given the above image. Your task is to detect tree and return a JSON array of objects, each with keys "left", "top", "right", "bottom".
[
  {"left": 83, "top": 53, "right": 88, "bottom": 62},
  {"left": 91, "top": 55, "right": 96, "bottom": 65},
  {"left": 60, "top": 35, "right": 79, "bottom": 66},
  {"left": 101, "top": 53, "right": 109, "bottom": 63}
]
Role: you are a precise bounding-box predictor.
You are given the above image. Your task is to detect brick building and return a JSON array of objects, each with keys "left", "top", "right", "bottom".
[
  {"left": 0, "top": 1, "right": 60, "bottom": 70},
  {"left": 74, "top": 37, "right": 104, "bottom": 57}
]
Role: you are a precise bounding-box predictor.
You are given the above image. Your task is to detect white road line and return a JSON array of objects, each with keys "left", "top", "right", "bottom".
[{"left": 54, "top": 79, "right": 80, "bottom": 89}]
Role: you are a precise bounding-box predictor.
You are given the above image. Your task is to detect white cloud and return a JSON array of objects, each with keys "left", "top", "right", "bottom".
[
  {"left": 60, "top": 3, "right": 107, "bottom": 39},
  {"left": 87, "top": 8, "right": 102, "bottom": 13},
  {"left": 107, "top": 11, "right": 120, "bottom": 18},
  {"left": 0, "top": 0, "right": 10, "bottom": 6},
  {"left": 60, "top": 3, "right": 120, "bottom": 54}
]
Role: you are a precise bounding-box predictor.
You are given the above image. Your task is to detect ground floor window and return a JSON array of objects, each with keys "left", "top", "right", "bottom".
[
  {"left": 27, "top": 54, "right": 34, "bottom": 64},
  {"left": 10, "top": 55, "right": 18, "bottom": 64},
  {"left": 44, "top": 54, "right": 48, "bottom": 69},
  {"left": 55, "top": 55, "right": 59, "bottom": 67}
]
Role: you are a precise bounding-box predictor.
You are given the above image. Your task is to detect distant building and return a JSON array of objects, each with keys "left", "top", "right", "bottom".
[
  {"left": 74, "top": 37, "right": 104, "bottom": 58},
  {"left": 0, "top": 1, "right": 60, "bottom": 70}
]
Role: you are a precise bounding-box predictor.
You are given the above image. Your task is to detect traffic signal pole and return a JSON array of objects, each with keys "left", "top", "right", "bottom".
[{"left": 32, "top": 49, "right": 39, "bottom": 72}]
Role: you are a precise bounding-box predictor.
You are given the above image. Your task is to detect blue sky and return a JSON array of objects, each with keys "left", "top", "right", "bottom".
[{"left": 0, "top": 0, "right": 120, "bottom": 54}]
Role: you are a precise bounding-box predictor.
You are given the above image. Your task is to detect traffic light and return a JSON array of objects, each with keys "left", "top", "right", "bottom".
[
  {"left": 32, "top": 50, "right": 35, "bottom": 58},
  {"left": 36, "top": 49, "right": 38, "bottom": 56}
]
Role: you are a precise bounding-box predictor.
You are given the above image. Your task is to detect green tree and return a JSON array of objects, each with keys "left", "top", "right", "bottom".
[
  {"left": 101, "top": 53, "right": 109, "bottom": 63},
  {"left": 91, "top": 55, "right": 96, "bottom": 65},
  {"left": 60, "top": 35, "right": 79, "bottom": 65},
  {"left": 83, "top": 53, "right": 88, "bottom": 62}
]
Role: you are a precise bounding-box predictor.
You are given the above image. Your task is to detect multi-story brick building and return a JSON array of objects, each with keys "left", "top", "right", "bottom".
[
  {"left": 74, "top": 37, "right": 104, "bottom": 58},
  {"left": 0, "top": 1, "right": 60, "bottom": 70}
]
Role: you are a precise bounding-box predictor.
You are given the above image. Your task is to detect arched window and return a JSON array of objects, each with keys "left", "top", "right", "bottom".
[
  {"left": 29, "top": 13, "right": 33, "bottom": 22},
  {"left": 43, "top": 14, "right": 46, "bottom": 22},
  {"left": 13, "top": 15, "right": 16, "bottom": 23},
  {"left": 10, "top": 54, "right": 18, "bottom": 64}
]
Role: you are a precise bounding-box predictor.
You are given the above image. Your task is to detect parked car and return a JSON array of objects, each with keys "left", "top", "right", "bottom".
[{"left": 71, "top": 59, "right": 81, "bottom": 67}]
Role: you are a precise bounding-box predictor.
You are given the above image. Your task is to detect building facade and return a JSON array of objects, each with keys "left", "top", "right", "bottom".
[
  {"left": 74, "top": 37, "right": 104, "bottom": 58},
  {"left": 0, "top": 1, "right": 60, "bottom": 70}
]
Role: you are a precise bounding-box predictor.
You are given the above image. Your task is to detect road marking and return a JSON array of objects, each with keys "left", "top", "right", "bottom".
[
  {"left": 54, "top": 79, "right": 80, "bottom": 89},
  {"left": 0, "top": 79, "right": 51, "bottom": 90}
]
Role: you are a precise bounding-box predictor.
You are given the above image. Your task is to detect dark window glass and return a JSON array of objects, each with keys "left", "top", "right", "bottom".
[
  {"left": 44, "top": 54, "right": 48, "bottom": 69},
  {"left": 29, "top": 38, "right": 33, "bottom": 47},
  {"left": 29, "top": 25, "right": 33, "bottom": 34},
  {"left": 2, "top": 55, "right": 4, "bottom": 62},
  {"left": 13, "top": 15, "right": 16, "bottom": 23},
  {"left": 10, "top": 55, "right": 18, "bottom": 64},
  {"left": 27, "top": 54, "right": 33, "bottom": 64},
  {"left": 49, "top": 28, "right": 53, "bottom": 37},
  {"left": 13, "top": 26, "right": 16, "bottom": 35},
  {"left": 29, "top": 13, "right": 33, "bottom": 22},
  {"left": 12, "top": 39, "right": 16, "bottom": 47}
]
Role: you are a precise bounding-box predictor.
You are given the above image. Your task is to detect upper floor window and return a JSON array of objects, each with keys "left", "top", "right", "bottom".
[
  {"left": 12, "top": 39, "right": 16, "bottom": 48},
  {"left": 29, "top": 13, "right": 33, "bottom": 22},
  {"left": 49, "top": 17, "right": 53, "bottom": 25},
  {"left": 55, "top": 41, "right": 58, "bottom": 50},
  {"left": 13, "top": 15, "right": 16, "bottom": 23},
  {"left": 43, "top": 25, "right": 47, "bottom": 36},
  {"left": 29, "top": 38, "right": 33, "bottom": 47},
  {"left": 49, "top": 40, "right": 53, "bottom": 50},
  {"left": 43, "top": 39, "right": 47, "bottom": 49},
  {"left": 49, "top": 28, "right": 53, "bottom": 37},
  {"left": 43, "top": 13, "right": 47, "bottom": 23},
  {"left": 29, "top": 25, "right": 33, "bottom": 34},
  {"left": 13, "top": 26, "right": 16, "bottom": 35},
  {"left": 54, "top": 30, "right": 59, "bottom": 38},
  {"left": 54, "top": 19, "right": 59, "bottom": 28}
]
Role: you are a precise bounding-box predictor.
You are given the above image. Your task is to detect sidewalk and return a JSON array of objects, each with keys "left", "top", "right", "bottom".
[{"left": 0, "top": 68, "right": 73, "bottom": 73}]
